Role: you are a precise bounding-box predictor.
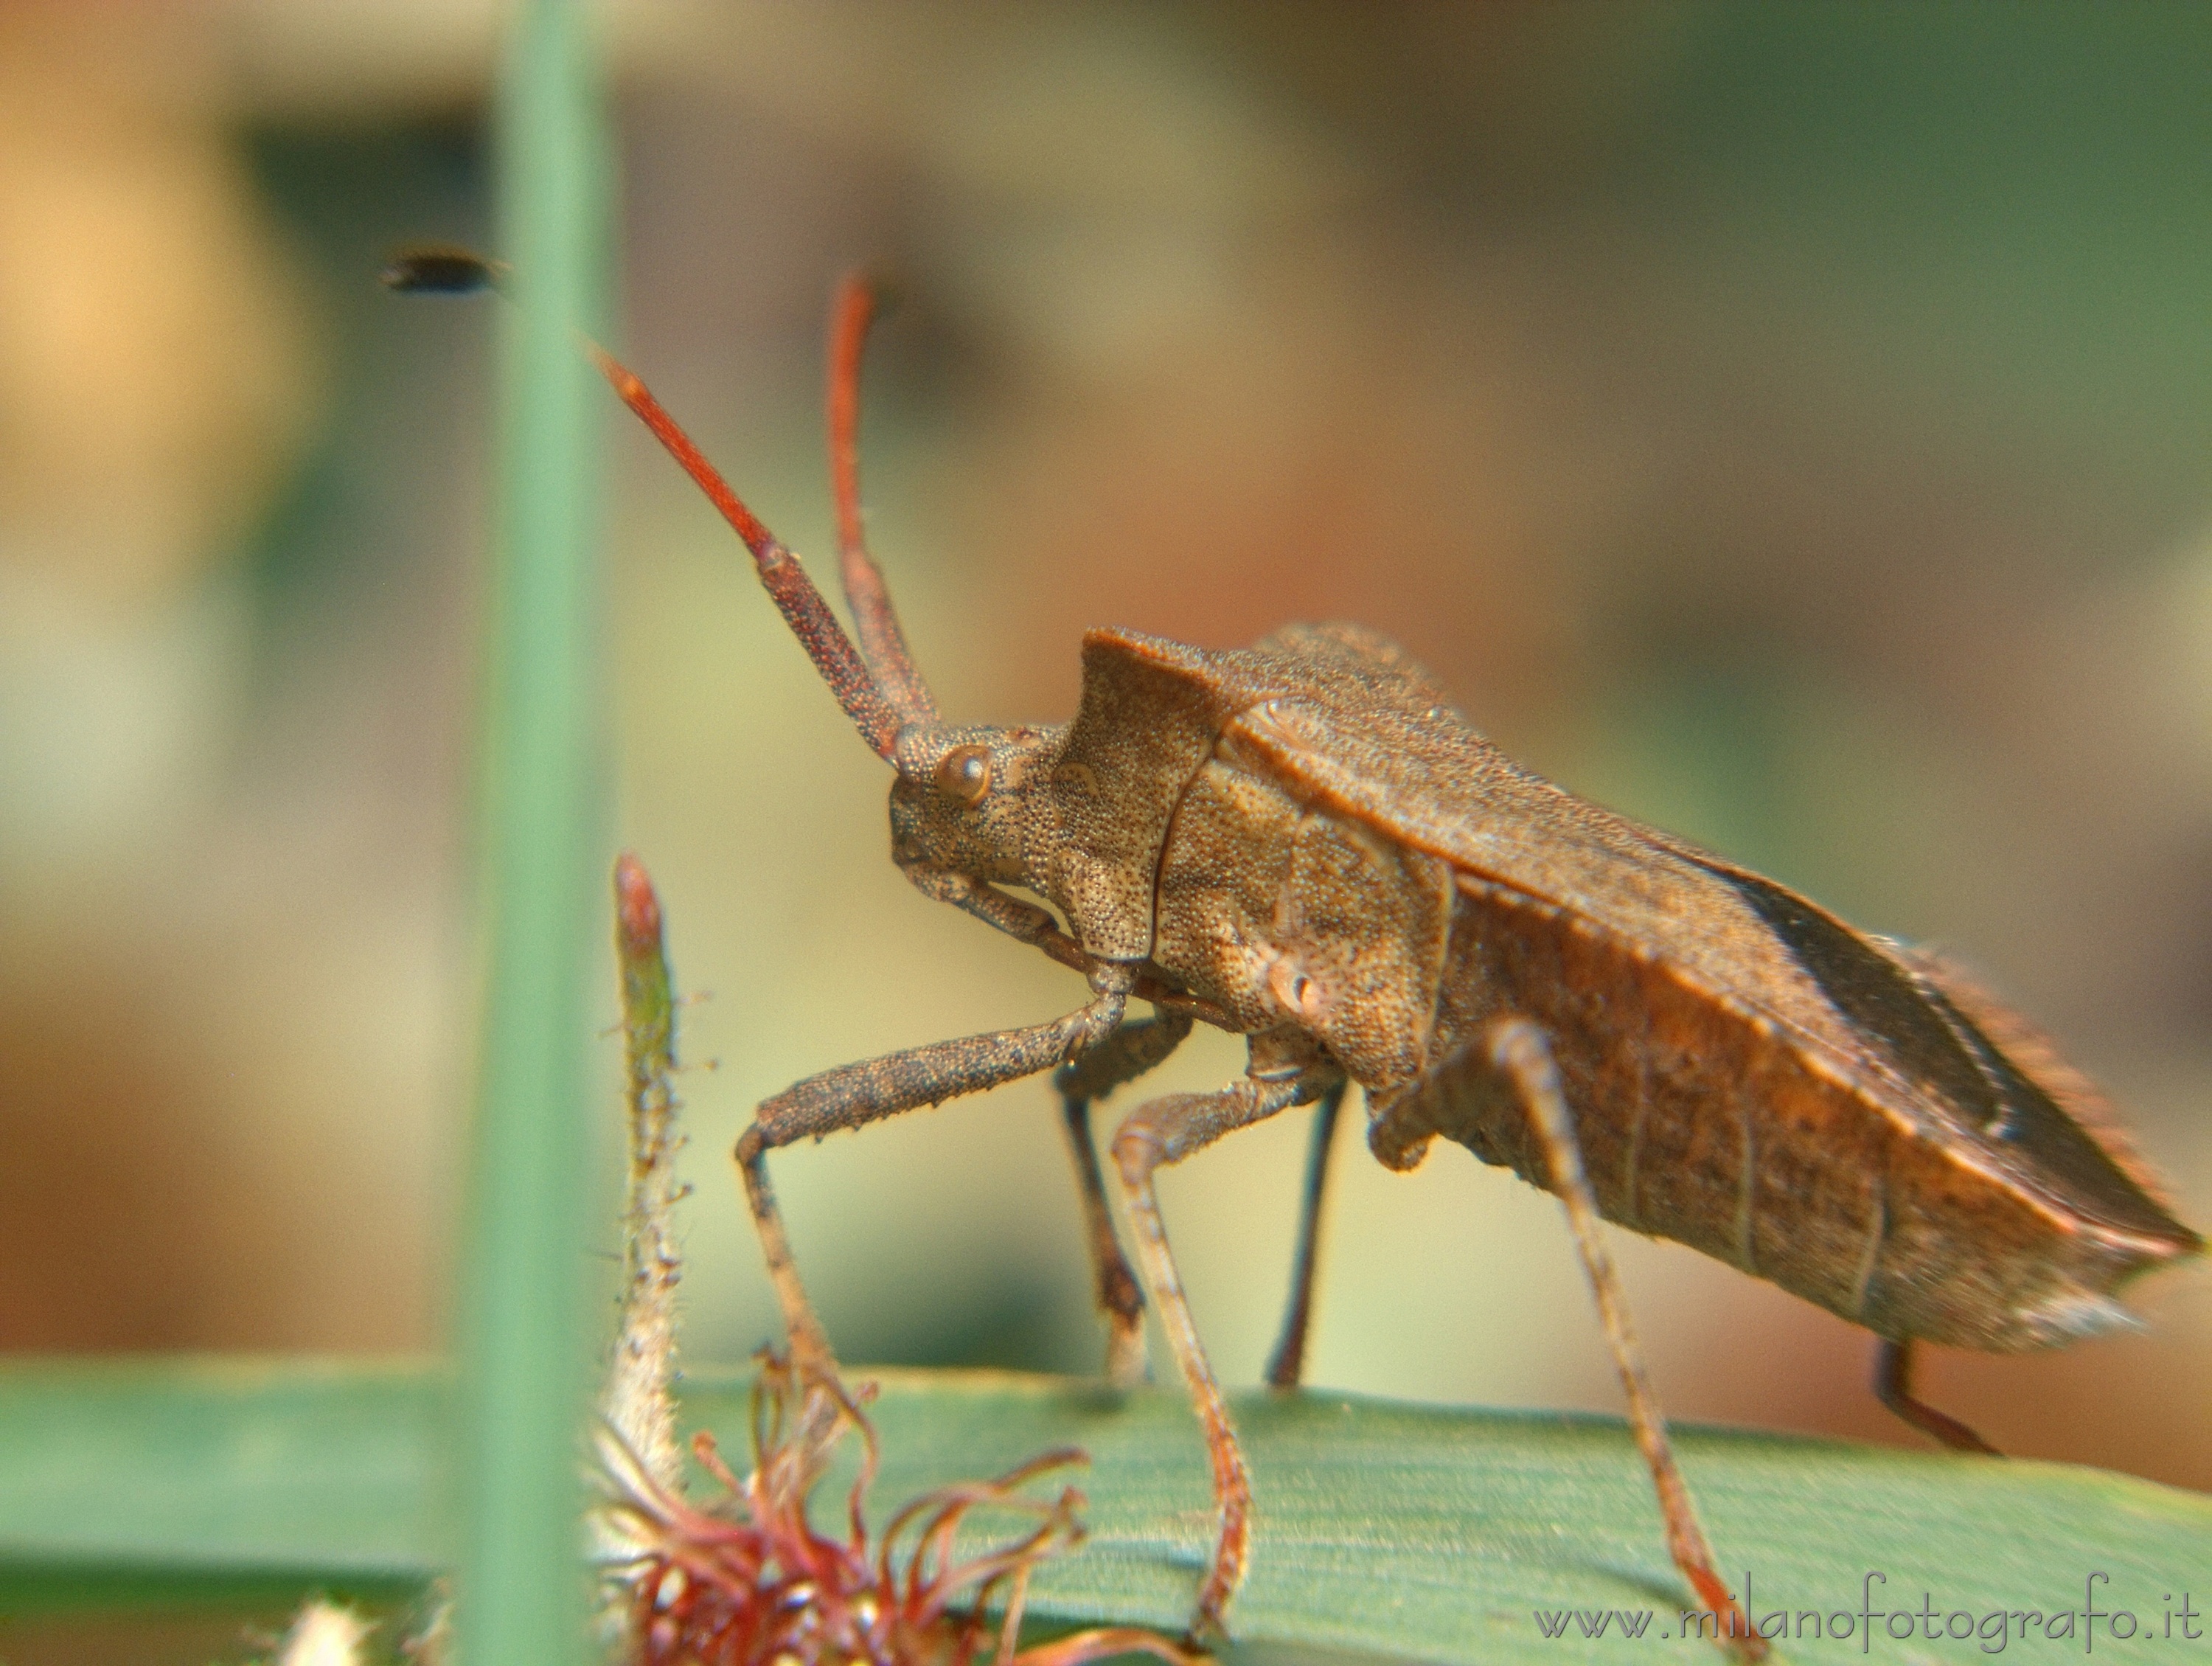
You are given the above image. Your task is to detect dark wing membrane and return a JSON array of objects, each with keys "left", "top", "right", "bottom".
[
  {"left": 1896, "top": 943, "right": 2197, "bottom": 1238},
  {"left": 1211, "top": 622, "right": 2197, "bottom": 1249},
  {"left": 1711, "top": 867, "right": 2193, "bottom": 1245}
]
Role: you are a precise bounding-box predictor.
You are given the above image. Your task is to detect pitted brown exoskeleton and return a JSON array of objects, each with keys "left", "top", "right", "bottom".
[{"left": 394, "top": 254, "right": 2201, "bottom": 1655}]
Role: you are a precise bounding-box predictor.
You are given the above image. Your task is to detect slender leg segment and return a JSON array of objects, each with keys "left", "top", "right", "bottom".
[
  {"left": 1265, "top": 1082, "right": 1346, "bottom": 1389},
  {"left": 1875, "top": 1338, "right": 2000, "bottom": 1455},
  {"left": 1056, "top": 1009, "right": 1196, "bottom": 1384},
  {"left": 734, "top": 965, "right": 1135, "bottom": 1369},
  {"left": 1061, "top": 1098, "right": 1147, "bottom": 1382},
  {"left": 1109, "top": 1042, "right": 1340, "bottom": 1640},
  {"left": 1485, "top": 1017, "right": 1766, "bottom": 1662}
]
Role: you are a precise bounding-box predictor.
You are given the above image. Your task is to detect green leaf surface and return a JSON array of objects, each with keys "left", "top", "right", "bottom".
[
  {"left": 0, "top": 1358, "right": 442, "bottom": 1615},
  {"left": 1, "top": 1357, "right": 2206, "bottom": 1661}
]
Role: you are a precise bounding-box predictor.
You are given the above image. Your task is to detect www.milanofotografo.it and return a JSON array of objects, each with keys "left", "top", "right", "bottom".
[{"left": 1531, "top": 1572, "right": 2203, "bottom": 1651}]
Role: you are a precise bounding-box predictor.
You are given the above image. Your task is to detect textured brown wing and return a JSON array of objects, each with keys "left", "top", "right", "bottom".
[{"left": 1098, "top": 619, "right": 2195, "bottom": 1254}]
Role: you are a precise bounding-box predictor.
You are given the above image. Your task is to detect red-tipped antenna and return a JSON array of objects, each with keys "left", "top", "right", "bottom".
[
  {"left": 585, "top": 344, "right": 902, "bottom": 758},
  {"left": 828, "top": 273, "right": 938, "bottom": 727},
  {"left": 385, "top": 248, "right": 907, "bottom": 763}
]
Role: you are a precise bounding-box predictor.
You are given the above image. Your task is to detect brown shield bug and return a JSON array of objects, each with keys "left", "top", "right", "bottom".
[{"left": 391, "top": 252, "right": 2204, "bottom": 1655}]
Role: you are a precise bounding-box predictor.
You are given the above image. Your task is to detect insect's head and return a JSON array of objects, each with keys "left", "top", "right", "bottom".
[
  {"left": 555, "top": 264, "right": 1072, "bottom": 895},
  {"left": 887, "top": 722, "right": 1065, "bottom": 887},
  {"left": 388, "top": 254, "right": 1065, "bottom": 886}
]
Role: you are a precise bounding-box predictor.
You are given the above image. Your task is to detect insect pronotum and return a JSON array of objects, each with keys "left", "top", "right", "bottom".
[{"left": 391, "top": 252, "right": 2203, "bottom": 1656}]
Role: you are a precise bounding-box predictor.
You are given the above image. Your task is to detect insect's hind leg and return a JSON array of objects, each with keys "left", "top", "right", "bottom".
[
  {"left": 734, "top": 967, "right": 1133, "bottom": 1370},
  {"left": 1430, "top": 1018, "right": 1767, "bottom": 1660},
  {"left": 1056, "top": 1006, "right": 1195, "bottom": 1385},
  {"left": 1107, "top": 1035, "right": 1340, "bottom": 1641},
  {"left": 1874, "top": 1338, "right": 2000, "bottom": 1454},
  {"left": 1265, "top": 1081, "right": 1346, "bottom": 1388}
]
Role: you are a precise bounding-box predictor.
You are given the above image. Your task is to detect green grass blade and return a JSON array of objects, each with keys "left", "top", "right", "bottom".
[
  {"left": 457, "top": 1, "right": 608, "bottom": 1662},
  {"left": 0, "top": 1358, "right": 440, "bottom": 1615},
  {"left": 4, "top": 1358, "right": 2206, "bottom": 1659}
]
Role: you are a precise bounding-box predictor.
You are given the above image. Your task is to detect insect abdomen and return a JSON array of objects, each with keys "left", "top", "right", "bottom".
[{"left": 1422, "top": 875, "right": 2194, "bottom": 1352}]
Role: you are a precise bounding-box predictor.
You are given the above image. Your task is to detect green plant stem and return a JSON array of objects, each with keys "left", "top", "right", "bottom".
[
  {"left": 602, "top": 853, "right": 684, "bottom": 1496},
  {"left": 455, "top": 3, "right": 608, "bottom": 1663}
]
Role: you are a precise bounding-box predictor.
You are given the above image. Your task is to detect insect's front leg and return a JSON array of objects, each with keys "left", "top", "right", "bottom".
[
  {"left": 1055, "top": 1006, "right": 1196, "bottom": 1385},
  {"left": 734, "top": 961, "right": 1135, "bottom": 1369},
  {"left": 1107, "top": 1031, "right": 1341, "bottom": 1641}
]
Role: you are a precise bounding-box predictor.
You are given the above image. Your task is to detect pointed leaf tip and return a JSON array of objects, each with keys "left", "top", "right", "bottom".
[{"left": 613, "top": 853, "right": 663, "bottom": 960}]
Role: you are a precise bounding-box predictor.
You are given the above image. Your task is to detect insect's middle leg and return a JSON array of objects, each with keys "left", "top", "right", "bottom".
[
  {"left": 734, "top": 965, "right": 1133, "bottom": 1369},
  {"left": 1108, "top": 1037, "right": 1340, "bottom": 1640},
  {"left": 1265, "top": 1081, "right": 1347, "bottom": 1389},
  {"left": 1056, "top": 1006, "right": 1195, "bottom": 1386}
]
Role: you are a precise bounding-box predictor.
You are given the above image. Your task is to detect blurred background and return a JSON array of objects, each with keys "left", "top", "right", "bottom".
[{"left": 4, "top": 0, "right": 2210, "bottom": 1521}]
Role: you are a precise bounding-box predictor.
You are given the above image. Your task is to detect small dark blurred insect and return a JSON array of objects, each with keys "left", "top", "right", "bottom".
[{"left": 392, "top": 251, "right": 2202, "bottom": 1659}]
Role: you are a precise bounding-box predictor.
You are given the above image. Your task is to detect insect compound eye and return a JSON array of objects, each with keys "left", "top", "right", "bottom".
[{"left": 933, "top": 744, "right": 993, "bottom": 807}]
